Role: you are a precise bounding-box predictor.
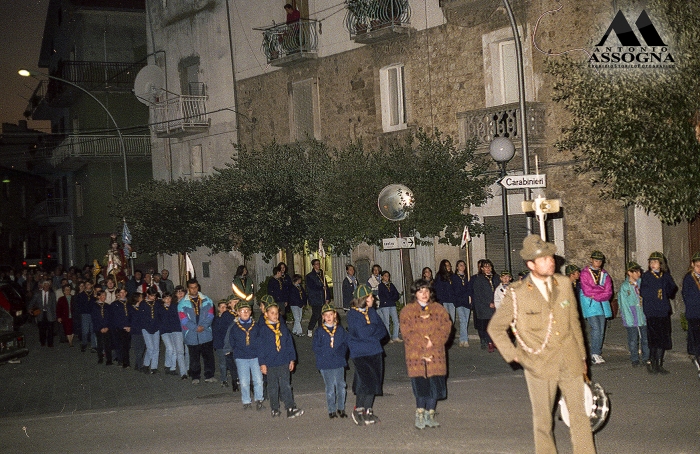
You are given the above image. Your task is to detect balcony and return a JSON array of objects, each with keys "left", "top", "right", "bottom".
[
  {"left": 457, "top": 102, "right": 546, "bottom": 152},
  {"left": 50, "top": 135, "right": 152, "bottom": 171},
  {"left": 258, "top": 20, "right": 319, "bottom": 67},
  {"left": 30, "top": 198, "right": 69, "bottom": 225},
  {"left": 345, "top": 0, "right": 412, "bottom": 44},
  {"left": 151, "top": 91, "right": 209, "bottom": 138}
]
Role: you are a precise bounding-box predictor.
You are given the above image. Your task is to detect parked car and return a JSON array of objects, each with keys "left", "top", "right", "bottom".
[
  {"left": 0, "top": 306, "right": 28, "bottom": 363},
  {"left": 22, "top": 255, "right": 44, "bottom": 269},
  {"left": 0, "top": 280, "right": 27, "bottom": 328}
]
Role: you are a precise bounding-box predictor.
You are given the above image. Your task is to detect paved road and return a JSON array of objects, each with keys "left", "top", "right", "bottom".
[{"left": 1, "top": 313, "right": 698, "bottom": 453}]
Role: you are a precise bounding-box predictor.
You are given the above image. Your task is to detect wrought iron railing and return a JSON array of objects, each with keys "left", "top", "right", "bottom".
[
  {"left": 30, "top": 199, "right": 69, "bottom": 221},
  {"left": 50, "top": 135, "right": 151, "bottom": 167},
  {"left": 151, "top": 95, "right": 209, "bottom": 135},
  {"left": 345, "top": 0, "right": 411, "bottom": 37},
  {"left": 260, "top": 19, "right": 318, "bottom": 63},
  {"left": 457, "top": 102, "right": 546, "bottom": 148}
]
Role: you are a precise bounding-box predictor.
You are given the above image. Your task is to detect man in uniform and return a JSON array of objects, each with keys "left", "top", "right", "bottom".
[{"left": 488, "top": 235, "right": 595, "bottom": 454}]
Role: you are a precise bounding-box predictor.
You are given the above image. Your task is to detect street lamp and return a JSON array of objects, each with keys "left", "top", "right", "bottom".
[
  {"left": 19, "top": 69, "right": 129, "bottom": 192},
  {"left": 490, "top": 137, "right": 515, "bottom": 274}
]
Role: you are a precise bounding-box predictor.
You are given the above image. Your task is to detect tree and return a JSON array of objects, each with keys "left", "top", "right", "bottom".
[{"left": 547, "top": 0, "right": 700, "bottom": 224}]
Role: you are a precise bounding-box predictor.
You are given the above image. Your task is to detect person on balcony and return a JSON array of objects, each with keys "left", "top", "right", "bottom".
[
  {"left": 284, "top": 3, "right": 300, "bottom": 23},
  {"left": 282, "top": 3, "right": 301, "bottom": 54}
]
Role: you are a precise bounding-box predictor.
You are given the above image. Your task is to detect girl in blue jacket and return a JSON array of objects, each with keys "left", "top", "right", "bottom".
[
  {"left": 313, "top": 303, "right": 349, "bottom": 419},
  {"left": 347, "top": 284, "right": 388, "bottom": 426}
]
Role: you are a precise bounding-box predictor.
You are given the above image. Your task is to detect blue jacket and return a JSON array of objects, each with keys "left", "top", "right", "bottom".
[
  {"left": 313, "top": 323, "right": 348, "bottom": 370},
  {"left": 471, "top": 273, "right": 500, "bottom": 319},
  {"left": 306, "top": 271, "right": 329, "bottom": 306},
  {"left": 212, "top": 311, "right": 235, "bottom": 350},
  {"left": 110, "top": 299, "right": 132, "bottom": 330},
  {"left": 377, "top": 281, "right": 400, "bottom": 308},
  {"left": 75, "top": 291, "right": 95, "bottom": 315},
  {"left": 91, "top": 301, "right": 112, "bottom": 331},
  {"left": 452, "top": 273, "right": 471, "bottom": 308},
  {"left": 342, "top": 275, "right": 357, "bottom": 309},
  {"left": 138, "top": 299, "right": 160, "bottom": 334},
  {"left": 433, "top": 273, "right": 455, "bottom": 305},
  {"left": 288, "top": 284, "right": 307, "bottom": 308},
  {"left": 682, "top": 272, "right": 700, "bottom": 319},
  {"left": 156, "top": 300, "right": 181, "bottom": 334},
  {"left": 256, "top": 319, "right": 296, "bottom": 368},
  {"left": 346, "top": 307, "right": 387, "bottom": 358},
  {"left": 640, "top": 270, "right": 678, "bottom": 318},
  {"left": 178, "top": 292, "right": 215, "bottom": 345},
  {"left": 618, "top": 279, "right": 646, "bottom": 328},
  {"left": 130, "top": 303, "right": 144, "bottom": 335},
  {"left": 229, "top": 317, "right": 259, "bottom": 359},
  {"left": 267, "top": 276, "right": 289, "bottom": 304}
]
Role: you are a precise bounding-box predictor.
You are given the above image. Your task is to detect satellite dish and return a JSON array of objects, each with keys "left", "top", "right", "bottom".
[
  {"left": 378, "top": 184, "right": 415, "bottom": 221},
  {"left": 133, "top": 64, "right": 165, "bottom": 105}
]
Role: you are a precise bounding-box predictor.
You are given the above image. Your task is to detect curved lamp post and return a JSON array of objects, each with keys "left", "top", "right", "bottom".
[
  {"left": 19, "top": 69, "right": 129, "bottom": 192},
  {"left": 490, "top": 137, "right": 515, "bottom": 274}
]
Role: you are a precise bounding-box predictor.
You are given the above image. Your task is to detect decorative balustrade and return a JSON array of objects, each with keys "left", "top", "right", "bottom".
[
  {"left": 345, "top": 0, "right": 411, "bottom": 41},
  {"left": 50, "top": 135, "right": 151, "bottom": 167},
  {"left": 151, "top": 95, "right": 209, "bottom": 137},
  {"left": 457, "top": 102, "right": 546, "bottom": 149},
  {"left": 259, "top": 19, "right": 318, "bottom": 65}
]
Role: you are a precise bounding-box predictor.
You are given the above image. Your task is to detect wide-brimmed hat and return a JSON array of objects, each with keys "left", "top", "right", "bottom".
[{"left": 519, "top": 235, "right": 557, "bottom": 261}]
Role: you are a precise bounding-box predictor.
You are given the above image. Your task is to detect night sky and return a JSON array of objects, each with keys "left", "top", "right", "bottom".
[{"left": 0, "top": 0, "right": 51, "bottom": 131}]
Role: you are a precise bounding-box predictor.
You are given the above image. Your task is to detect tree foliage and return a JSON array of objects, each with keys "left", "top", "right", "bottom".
[
  {"left": 114, "top": 129, "right": 494, "bottom": 257},
  {"left": 547, "top": 0, "right": 700, "bottom": 224}
]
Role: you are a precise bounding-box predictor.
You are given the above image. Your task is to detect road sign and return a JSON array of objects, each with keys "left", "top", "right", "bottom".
[
  {"left": 498, "top": 174, "right": 547, "bottom": 190},
  {"left": 382, "top": 237, "right": 416, "bottom": 250}
]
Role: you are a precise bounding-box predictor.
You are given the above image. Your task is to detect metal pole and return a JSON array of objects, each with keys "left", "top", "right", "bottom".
[
  {"left": 502, "top": 0, "right": 531, "bottom": 235},
  {"left": 500, "top": 163, "right": 512, "bottom": 274}
]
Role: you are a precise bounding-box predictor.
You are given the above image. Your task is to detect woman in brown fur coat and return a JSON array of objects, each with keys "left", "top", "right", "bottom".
[{"left": 399, "top": 279, "right": 452, "bottom": 429}]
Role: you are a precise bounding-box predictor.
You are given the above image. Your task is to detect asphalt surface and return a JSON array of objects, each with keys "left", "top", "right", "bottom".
[{"left": 1, "top": 312, "right": 698, "bottom": 453}]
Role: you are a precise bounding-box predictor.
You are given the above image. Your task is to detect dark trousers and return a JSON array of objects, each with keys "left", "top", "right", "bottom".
[
  {"left": 117, "top": 329, "right": 132, "bottom": 368},
  {"left": 132, "top": 334, "right": 146, "bottom": 369},
  {"left": 111, "top": 329, "right": 122, "bottom": 362},
  {"left": 267, "top": 364, "right": 295, "bottom": 411},
  {"left": 187, "top": 341, "right": 215, "bottom": 380},
  {"left": 307, "top": 305, "right": 323, "bottom": 331},
  {"left": 96, "top": 330, "right": 112, "bottom": 363},
  {"left": 38, "top": 316, "right": 54, "bottom": 347}
]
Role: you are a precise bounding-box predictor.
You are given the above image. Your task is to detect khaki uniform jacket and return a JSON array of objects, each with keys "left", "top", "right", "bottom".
[{"left": 487, "top": 273, "right": 587, "bottom": 380}]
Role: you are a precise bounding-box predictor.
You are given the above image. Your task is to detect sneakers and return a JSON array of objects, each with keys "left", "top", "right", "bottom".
[
  {"left": 459, "top": 341, "right": 469, "bottom": 348},
  {"left": 424, "top": 409, "right": 440, "bottom": 428},
  {"left": 204, "top": 377, "right": 218, "bottom": 383},
  {"left": 307, "top": 330, "right": 313, "bottom": 337},
  {"left": 352, "top": 407, "right": 365, "bottom": 426},
  {"left": 392, "top": 338, "right": 403, "bottom": 343},
  {"left": 415, "top": 409, "right": 426, "bottom": 429},
  {"left": 329, "top": 412, "right": 338, "bottom": 419},
  {"left": 243, "top": 403, "right": 252, "bottom": 410},
  {"left": 487, "top": 342, "right": 495, "bottom": 353},
  {"left": 591, "top": 354, "right": 606, "bottom": 365},
  {"left": 363, "top": 408, "right": 379, "bottom": 424},
  {"left": 256, "top": 400, "right": 265, "bottom": 411},
  {"left": 271, "top": 410, "right": 281, "bottom": 417},
  {"left": 221, "top": 381, "right": 229, "bottom": 387},
  {"left": 287, "top": 407, "right": 304, "bottom": 418},
  {"left": 191, "top": 379, "right": 200, "bottom": 385},
  {"left": 181, "top": 374, "right": 189, "bottom": 380},
  {"left": 337, "top": 409, "right": 347, "bottom": 418}
]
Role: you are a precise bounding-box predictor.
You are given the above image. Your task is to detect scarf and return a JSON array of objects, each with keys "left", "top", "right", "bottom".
[
  {"left": 352, "top": 307, "right": 370, "bottom": 324},
  {"left": 236, "top": 318, "right": 255, "bottom": 345},
  {"left": 267, "top": 321, "right": 282, "bottom": 351},
  {"left": 190, "top": 295, "right": 201, "bottom": 316},
  {"left": 322, "top": 323, "right": 337, "bottom": 348}
]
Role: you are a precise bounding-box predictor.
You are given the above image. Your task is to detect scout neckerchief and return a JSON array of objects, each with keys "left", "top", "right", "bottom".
[
  {"left": 189, "top": 294, "right": 201, "bottom": 316},
  {"left": 146, "top": 299, "right": 156, "bottom": 318},
  {"left": 236, "top": 318, "right": 255, "bottom": 345},
  {"left": 119, "top": 299, "right": 129, "bottom": 316},
  {"left": 484, "top": 273, "right": 494, "bottom": 292},
  {"left": 295, "top": 284, "right": 303, "bottom": 300},
  {"left": 276, "top": 275, "right": 283, "bottom": 290},
  {"left": 322, "top": 323, "right": 337, "bottom": 348},
  {"left": 589, "top": 267, "right": 602, "bottom": 285},
  {"left": 97, "top": 301, "right": 106, "bottom": 319},
  {"left": 631, "top": 280, "right": 641, "bottom": 306},
  {"left": 316, "top": 270, "right": 327, "bottom": 299},
  {"left": 352, "top": 306, "right": 371, "bottom": 324},
  {"left": 458, "top": 273, "right": 467, "bottom": 286},
  {"left": 419, "top": 301, "right": 430, "bottom": 319},
  {"left": 266, "top": 320, "right": 282, "bottom": 351},
  {"left": 651, "top": 270, "right": 664, "bottom": 299}
]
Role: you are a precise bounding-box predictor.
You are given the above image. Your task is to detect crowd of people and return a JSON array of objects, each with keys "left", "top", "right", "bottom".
[{"left": 4, "top": 239, "right": 700, "bottom": 443}]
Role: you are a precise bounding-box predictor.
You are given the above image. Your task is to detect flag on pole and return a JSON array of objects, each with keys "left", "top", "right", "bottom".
[
  {"left": 318, "top": 239, "right": 326, "bottom": 258},
  {"left": 460, "top": 226, "right": 471, "bottom": 249},
  {"left": 122, "top": 219, "right": 132, "bottom": 257},
  {"left": 185, "top": 253, "right": 195, "bottom": 279}
]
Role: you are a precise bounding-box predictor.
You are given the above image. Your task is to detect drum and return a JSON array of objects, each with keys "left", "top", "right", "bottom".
[{"left": 559, "top": 381, "right": 610, "bottom": 433}]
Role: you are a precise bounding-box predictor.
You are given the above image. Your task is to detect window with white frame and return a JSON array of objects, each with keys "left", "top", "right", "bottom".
[
  {"left": 290, "top": 78, "right": 320, "bottom": 141},
  {"left": 482, "top": 27, "right": 533, "bottom": 107},
  {"left": 191, "top": 144, "right": 204, "bottom": 176},
  {"left": 379, "top": 64, "right": 407, "bottom": 132},
  {"left": 498, "top": 40, "right": 518, "bottom": 104}
]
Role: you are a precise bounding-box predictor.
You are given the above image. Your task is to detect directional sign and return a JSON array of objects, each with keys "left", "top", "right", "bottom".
[
  {"left": 382, "top": 237, "right": 416, "bottom": 250},
  {"left": 498, "top": 174, "right": 547, "bottom": 190}
]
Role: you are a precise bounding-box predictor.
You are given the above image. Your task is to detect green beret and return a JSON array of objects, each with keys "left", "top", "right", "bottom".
[
  {"left": 626, "top": 261, "right": 642, "bottom": 272},
  {"left": 564, "top": 264, "right": 580, "bottom": 276},
  {"left": 322, "top": 303, "right": 336, "bottom": 313},
  {"left": 500, "top": 270, "right": 512, "bottom": 277},
  {"left": 354, "top": 284, "right": 372, "bottom": 299},
  {"left": 520, "top": 235, "right": 557, "bottom": 261},
  {"left": 260, "top": 294, "right": 275, "bottom": 306},
  {"left": 648, "top": 251, "right": 664, "bottom": 261},
  {"left": 236, "top": 300, "right": 252, "bottom": 311},
  {"left": 692, "top": 251, "right": 700, "bottom": 263},
  {"left": 590, "top": 250, "right": 605, "bottom": 260}
]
